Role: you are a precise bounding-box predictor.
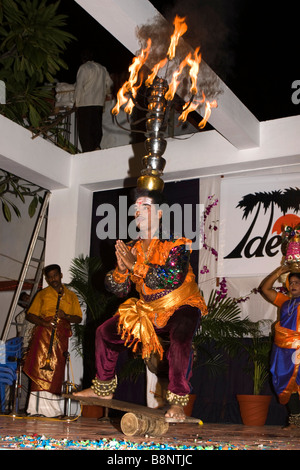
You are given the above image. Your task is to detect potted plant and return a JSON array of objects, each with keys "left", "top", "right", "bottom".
[{"left": 236, "top": 323, "right": 273, "bottom": 426}]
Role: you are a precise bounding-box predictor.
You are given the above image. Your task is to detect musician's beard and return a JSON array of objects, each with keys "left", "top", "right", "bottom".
[{"left": 50, "top": 282, "right": 63, "bottom": 292}]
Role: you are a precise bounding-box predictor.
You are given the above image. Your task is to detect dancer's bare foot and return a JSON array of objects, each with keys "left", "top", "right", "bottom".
[
  {"left": 165, "top": 404, "right": 186, "bottom": 422},
  {"left": 72, "top": 387, "right": 113, "bottom": 399}
]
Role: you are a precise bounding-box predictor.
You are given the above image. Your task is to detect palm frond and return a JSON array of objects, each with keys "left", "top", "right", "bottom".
[
  {"left": 194, "top": 350, "right": 227, "bottom": 377},
  {"left": 241, "top": 333, "right": 272, "bottom": 394},
  {"left": 194, "top": 289, "right": 258, "bottom": 356},
  {"left": 68, "top": 255, "right": 109, "bottom": 322},
  {"left": 68, "top": 255, "right": 120, "bottom": 363},
  {"left": 118, "top": 355, "right": 146, "bottom": 384}
]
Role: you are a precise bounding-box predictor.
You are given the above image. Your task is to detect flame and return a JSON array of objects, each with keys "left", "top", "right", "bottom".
[
  {"left": 178, "top": 92, "right": 205, "bottom": 122},
  {"left": 198, "top": 100, "right": 218, "bottom": 129},
  {"left": 165, "top": 47, "right": 202, "bottom": 102},
  {"left": 112, "top": 82, "right": 131, "bottom": 115},
  {"left": 167, "top": 15, "right": 188, "bottom": 60},
  {"left": 124, "top": 98, "right": 135, "bottom": 114},
  {"left": 128, "top": 39, "right": 151, "bottom": 90},
  {"left": 111, "top": 14, "right": 217, "bottom": 128},
  {"left": 145, "top": 58, "right": 168, "bottom": 87},
  {"left": 112, "top": 39, "right": 152, "bottom": 115},
  {"left": 187, "top": 47, "right": 201, "bottom": 95},
  {"left": 165, "top": 53, "right": 190, "bottom": 101}
]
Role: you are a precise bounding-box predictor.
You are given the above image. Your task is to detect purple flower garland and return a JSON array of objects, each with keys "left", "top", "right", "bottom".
[{"left": 200, "top": 195, "right": 219, "bottom": 275}]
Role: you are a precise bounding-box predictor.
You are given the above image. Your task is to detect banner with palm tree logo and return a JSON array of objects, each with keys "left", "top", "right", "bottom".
[{"left": 218, "top": 174, "right": 300, "bottom": 277}]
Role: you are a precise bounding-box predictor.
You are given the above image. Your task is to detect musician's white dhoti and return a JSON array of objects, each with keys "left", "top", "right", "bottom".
[{"left": 26, "top": 390, "right": 63, "bottom": 417}]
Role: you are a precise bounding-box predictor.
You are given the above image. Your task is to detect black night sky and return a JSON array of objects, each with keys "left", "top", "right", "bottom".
[{"left": 57, "top": 0, "right": 300, "bottom": 123}]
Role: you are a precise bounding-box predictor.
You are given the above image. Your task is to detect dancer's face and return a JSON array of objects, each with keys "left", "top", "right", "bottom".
[
  {"left": 134, "top": 197, "right": 161, "bottom": 235},
  {"left": 289, "top": 276, "right": 300, "bottom": 298}
]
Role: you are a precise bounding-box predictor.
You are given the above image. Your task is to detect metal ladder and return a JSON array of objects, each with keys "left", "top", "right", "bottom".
[{"left": 1, "top": 191, "right": 51, "bottom": 342}]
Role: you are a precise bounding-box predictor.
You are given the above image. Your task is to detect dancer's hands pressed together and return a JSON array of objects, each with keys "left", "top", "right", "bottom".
[{"left": 115, "top": 240, "right": 136, "bottom": 273}]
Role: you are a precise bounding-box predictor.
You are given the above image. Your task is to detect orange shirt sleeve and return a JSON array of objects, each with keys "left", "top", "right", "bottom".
[{"left": 273, "top": 292, "right": 290, "bottom": 308}]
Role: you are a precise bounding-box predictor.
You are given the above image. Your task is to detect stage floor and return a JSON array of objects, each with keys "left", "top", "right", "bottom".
[{"left": 0, "top": 412, "right": 300, "bottom": 451}]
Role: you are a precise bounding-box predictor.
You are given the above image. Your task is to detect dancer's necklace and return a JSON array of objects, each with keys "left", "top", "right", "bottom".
[{"left": 288, "top": 297, "right": 300, "bottom": 316}]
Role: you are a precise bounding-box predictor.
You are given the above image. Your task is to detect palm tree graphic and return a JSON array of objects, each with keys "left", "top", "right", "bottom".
[{"left": 224, "top": 187, "right": 300, "bottom": 259}]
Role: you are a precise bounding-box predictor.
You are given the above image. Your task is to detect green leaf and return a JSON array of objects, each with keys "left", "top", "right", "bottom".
[
  {"left": 28, "top": 103, "right": 41, "bottom": 127},
  {"left": 5, "top": 197, "right": 21, "bottom": 217},
  {"left": 10, "top": 179, "right": 25, "bottom": 202},
  {"left": 0, "top": 182, "right": 8, "bottom": 195},
  {"left": 28, "top": 195, "right": 38, "bottom": 217},
  {"left": 2, "top": 200, "right": 12, "bottom": 221}
]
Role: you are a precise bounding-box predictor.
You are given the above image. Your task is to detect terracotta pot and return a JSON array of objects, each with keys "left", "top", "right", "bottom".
[
  {"left": 184, "top": 394, "right": 196, "bottom": 417},
  {"left": 237, "top": 394, "right": 271, "bottom": 426},
  {"left": 81, "top": 405, "right": 104, "bottom": 418}
]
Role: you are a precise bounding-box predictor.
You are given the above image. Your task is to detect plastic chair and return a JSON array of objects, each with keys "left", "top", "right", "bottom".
[
  {"left": 0, "top": 366, "right": 15, "bottom": 412},
  {"left": 0, "top": 341, "right": 5, "bottom": 364},
  {"left": 5, "top": 337, "right": 23, "bottom": 372},
  {"left": 0, "top": 337, "right": 23, "bottom": 412}
]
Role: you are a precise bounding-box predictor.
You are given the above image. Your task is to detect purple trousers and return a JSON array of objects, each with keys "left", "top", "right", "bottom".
[{"left": 95, "top": 305, "right": 200, "bottom": 396}]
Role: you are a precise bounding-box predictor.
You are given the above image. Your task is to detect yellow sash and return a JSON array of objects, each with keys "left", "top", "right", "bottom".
[{"left": 116, "top": 280, "right": 206, "bottom": 359}]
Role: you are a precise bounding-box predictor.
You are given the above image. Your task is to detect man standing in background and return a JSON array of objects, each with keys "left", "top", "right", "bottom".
[{"left": 75, "top": 50, "right": 113, "bottom": 152}]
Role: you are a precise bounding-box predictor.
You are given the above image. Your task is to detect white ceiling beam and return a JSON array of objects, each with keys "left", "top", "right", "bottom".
[{"left": 75, "top": 0, "right": 260, "bottom": 149}]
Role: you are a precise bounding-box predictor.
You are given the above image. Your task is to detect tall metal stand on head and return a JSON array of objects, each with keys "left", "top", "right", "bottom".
[{"left": 137, "top": 77, "right": 168, "bottom": 193}]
